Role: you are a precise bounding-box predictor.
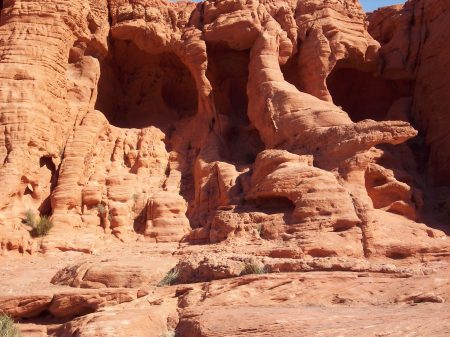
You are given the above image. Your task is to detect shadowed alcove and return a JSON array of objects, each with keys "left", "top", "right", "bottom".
[
  {"left": 95, "top": 40, "right": 198, "bottom": 130},
  {"left": 327, "top": 63, "right": 412, "bottom": 122},
  {"left": 206, "top": 43, "right": 264, "bottom": 165}
]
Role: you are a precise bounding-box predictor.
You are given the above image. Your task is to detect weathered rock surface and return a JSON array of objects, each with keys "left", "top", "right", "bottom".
[
  {"left": 0, "top": 0, "right": 448, "bottom": 257},
  {"left": 1, "top": 244, "right": 448, "bottom": 337},
  {"left": 368, "top": 0, "right": 450, "bottom": 188},
  {"left": 0, "top": 0, "right": 449, "bottom": 336}
]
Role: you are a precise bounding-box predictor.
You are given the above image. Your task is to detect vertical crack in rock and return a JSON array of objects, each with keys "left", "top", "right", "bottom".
[{"left": 206, "top": 44, "right": 264, "bottom": 165}]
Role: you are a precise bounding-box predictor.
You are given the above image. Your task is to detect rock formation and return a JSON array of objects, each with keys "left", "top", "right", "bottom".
[
  {"left": 0, "top": 0, "right": 447, "bottom": 256},
  {"left": 0, "top": 0, "right": 449, "bottom": 336}
]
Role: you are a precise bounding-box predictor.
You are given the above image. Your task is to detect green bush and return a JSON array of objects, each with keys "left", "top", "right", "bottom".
[
  {"left": 0, "top": 314, "right": 22, "bottom": 337},
  {"left": 32, "top": 216, "right": 53, "bottom": 237},
  {"left": 157, "top": 269, "right": 179, "bottom": 287},
  {"left": 23, "top": 209, "right": 35, "bottom": 227},
  {"left": 240, "top": 261, "right": 266, "bottom": 276},
  {"left": 23, "top": 212, "right": 53, "bottom": 237}
]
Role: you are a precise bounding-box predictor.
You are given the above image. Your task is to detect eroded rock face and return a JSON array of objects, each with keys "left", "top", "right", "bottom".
[
  {"left": 0, "top": 0, "right": 448, "bottom": 266},
  {"left": 367, "top": 0, "right": 450, "bottom": 193}
]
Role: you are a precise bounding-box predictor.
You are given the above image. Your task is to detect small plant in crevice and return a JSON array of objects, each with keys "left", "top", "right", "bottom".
[
  {"left": 240, "top": 260, "right": 267, "bottom": 276},
  {"left": 31, "top": 216, "right": 53, "bottom": 237},
  {"left": 157, "top": 268, "right": 179, "bottom": 287},
  {"left": 23, "top": 209, "right": 36, "bottom": 227},
  {"left": 0, "top": 314, "right": 22, "bottom": 337},
  {"left": 23, "top": 211, "right": 53, "bottom": 237}
]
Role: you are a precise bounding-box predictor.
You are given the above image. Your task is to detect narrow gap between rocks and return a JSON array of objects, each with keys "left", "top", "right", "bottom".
[
  {"left": 38, "top": 156, "right": 57, "bottom": 216},
  {"left": 206, "top": 43, "right": 264, "bottom": 165}
]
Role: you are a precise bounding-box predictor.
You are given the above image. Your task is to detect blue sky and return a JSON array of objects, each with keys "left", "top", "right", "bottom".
[
  {"left": 360, "top": 0, "right": 405, "bottom": 11},
  {"left": 187, "top": 1, "right": 405, "bottom": 12}
]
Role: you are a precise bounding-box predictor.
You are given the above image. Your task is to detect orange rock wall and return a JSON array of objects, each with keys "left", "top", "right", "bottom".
[
  {"left": 368, "top": 0, "right": 450, "bottom": 186},
  {"left": 0, "top": 0, "right": 448, "bottom": 258}
]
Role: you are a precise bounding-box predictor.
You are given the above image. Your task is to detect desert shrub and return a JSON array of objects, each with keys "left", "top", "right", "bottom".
[
  {"left": 158, "top": 268, "right": 179, "bottom": 287},
  {"left": 23, "top": 211, "right": 53, "bottom": 237},
  {"left": 240, "top": 260, "right": 266, "bottom": 276},
  {"left": 31, "top": 216, "right": 53, "bottom": 237},
  {"left": 23, "top": 209, "right": 35, "bottom": 227},
  {"left": 0, "top": 314, "right": 22, "bottom": 337}
]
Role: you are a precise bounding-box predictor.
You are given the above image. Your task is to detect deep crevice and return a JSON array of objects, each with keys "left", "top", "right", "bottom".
[
  {"left": 386, "top": 252, "right": 410, "bottom": 260},
  {"left": 39, "top": 156, "right": 57, "bottom": 216},
  {"left": 281, "top": 52, "right": 303, "bottom": 91},
  {"left": 206, "top": 43, "right": 264, "bottom": 165},
  {"left": 18, "top": 309, "right": 92, "bottom": 329},
  {"left": 246, "top": 196, "right": 295, "bottom": 215},
  {"left": 0, "top": 0, "right": 3, "bottom": 26}
]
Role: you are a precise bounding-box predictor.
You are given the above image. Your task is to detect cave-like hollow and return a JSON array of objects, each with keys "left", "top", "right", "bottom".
[
  {"left": 95, "top": 40, "right": 198, "bottom": 130},
  {"left": 206, "top": 43, "right": 264, "bottom": 165},
  {"left": 326, "top": 64, "right": 412, "bottom": 122}
]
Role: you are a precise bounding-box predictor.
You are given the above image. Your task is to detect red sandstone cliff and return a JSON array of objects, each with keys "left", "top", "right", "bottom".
[{"left": 0, "top": 0, "right": 449, "bottom": 336}]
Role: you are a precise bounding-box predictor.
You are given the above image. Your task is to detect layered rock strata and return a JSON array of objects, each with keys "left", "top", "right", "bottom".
[{"left": 0, "top": 0, "right": 448, "bottom": 261}]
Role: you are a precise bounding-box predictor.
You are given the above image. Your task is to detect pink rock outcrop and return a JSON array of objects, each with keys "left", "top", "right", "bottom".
[
  {"left": 0, "top": 0, "right": 449, "bottom": 335},
  {"left": 368, "top": 0, "right": 450, "bottom": 189},
  {"left": 0, "top": 0, "right": 447, "bottom": 258}
]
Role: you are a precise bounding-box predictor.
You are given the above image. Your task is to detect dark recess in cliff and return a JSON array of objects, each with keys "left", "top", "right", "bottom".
[
  {"left": 96, "top": 40, "right": 198, "bottom": 130},
  {"left": 38, "top": 156, "right": 57, "bottom": 216},
  {"left": 206, "top": 44, "right": 264, "bottom": 165},
  {"left": 327, "top": 64, "right": 412, "bottom": 122}
]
